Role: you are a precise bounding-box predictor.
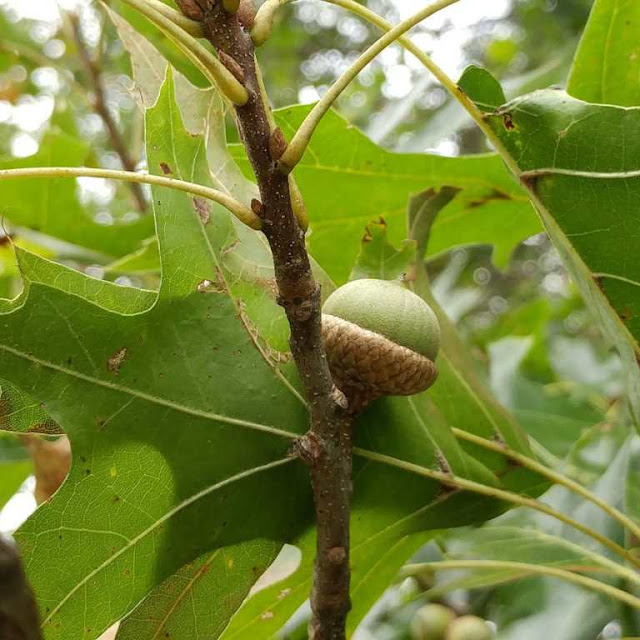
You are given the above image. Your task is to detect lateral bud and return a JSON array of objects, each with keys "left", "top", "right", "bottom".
[
  {"left": 175, "top": 0, "right": 204, "bottom": 21},
  {"left": 218, "top": 51, "right": 245, "bottom": 83},
  {"left": 238, "top": 0, "right": 256, "bottom": 30},
  {"left": 251, "top": 198, "right": 266, "bottom": 218},
  {"left": 269, "top": 127, "right": 288, "bottom": 161}
]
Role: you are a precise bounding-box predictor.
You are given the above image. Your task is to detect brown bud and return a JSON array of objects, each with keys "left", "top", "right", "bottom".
[
  {"left": 269, "top": 127, "right": 288, "bottom": 161},
  {"left": 175, "top": 0, "right": 205, "bottom": 21},
  {"left": 218, "top": 51, "right": 245, "bottom": 83},
  {"left": 251, "top": 198, "right": 265, "bottom": 217},
  {"left": 238, "top": 0, "right": 256, "bottom": 30}
]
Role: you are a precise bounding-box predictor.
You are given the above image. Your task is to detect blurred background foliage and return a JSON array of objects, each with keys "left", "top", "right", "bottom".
[{"left": 2, "top": 0, "right": 635, "bottom": 638}]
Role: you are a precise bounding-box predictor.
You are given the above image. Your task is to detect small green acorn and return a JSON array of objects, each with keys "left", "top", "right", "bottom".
[
  {"left": 446, "top": 616, "right": 492, "bottom": 640},
  {"left": 322, "top": 278, "right": 440, "bottom": 411},
  {"left": 411, "top": 603, "right": 455, "bottom": 640}
]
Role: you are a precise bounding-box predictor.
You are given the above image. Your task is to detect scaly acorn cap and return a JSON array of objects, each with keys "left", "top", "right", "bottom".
[{"left": 322, "top": 278, "right": 440, "bottom": 411}]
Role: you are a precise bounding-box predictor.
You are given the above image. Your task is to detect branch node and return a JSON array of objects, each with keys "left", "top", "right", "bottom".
[
  {"left": 294, "top": 432, "right": 324, "bottom": 465},
  {"left": 327, "top": 546, "right": 347, "bottom": 565}
]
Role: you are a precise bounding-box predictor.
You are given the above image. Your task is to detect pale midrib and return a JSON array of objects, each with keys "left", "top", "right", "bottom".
[
  {"left": 40, "top": 457, "right": 293, "bottom": 627},
  {"left": 522, "top": 167, "right": 640, "bottom": 179},
  {"left": 0, "top": 343, "right": 296, "bottom": 441},
  {"left": 230, "top": 149, "right": 518, "bottom": 191}
]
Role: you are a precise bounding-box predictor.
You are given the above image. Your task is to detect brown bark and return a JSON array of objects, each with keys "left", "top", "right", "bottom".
[{"left": 191, "top": 4, "right": 354, "bottom": 637}]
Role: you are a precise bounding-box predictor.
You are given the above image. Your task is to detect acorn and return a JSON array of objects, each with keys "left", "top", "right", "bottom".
[
  {"left": 411, "top": 603, "right": 455, "bottom": 640},
  {"left": 322, "top": 278, "right": 440, "bottom": 412},
  {"left": 446, "top": 616, "right": 492, "bottom": 640}
]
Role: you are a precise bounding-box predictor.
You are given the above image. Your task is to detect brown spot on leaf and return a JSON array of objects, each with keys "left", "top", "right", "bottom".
[
  {"left": 160, "top": 162, "right": 172, "bottom": 175},
  {"left": 107, "top": 347, "right": 129, "bottom": 375},
  {"left": 197, "top": 269, "right": 226, "bottom": 294},
  {"left": 592, "top": 275, "right": 605, "bottom": 293},
  {"left": 619, "top": 307, "right": 634, "bottom": 321},
  {"left": 502, "top": 112, "right": 516, "bottom": 130},
  {"left": 193, "top": 196, "right": 211, "bottom": 225}
]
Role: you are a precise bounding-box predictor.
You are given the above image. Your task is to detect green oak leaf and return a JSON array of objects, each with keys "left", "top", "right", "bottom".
[
  {"left": 230, "top": 107, "right": 541, "bottom": 281},
  {"left": 460, "top": 67, "right": 640, "bottom": 426},
  {"left": 116, "top": 540, "right": 282, "bottom": 640},
  {"left": 568, "top": 0, "right": 640, "bottom": 107},
  {"left": 1, "top": 71, "right": 311, "bottom": 640},
  {"left": 457, "top": 65, "right": 507, "bottom": 113},
  {"left": 0, "top": 71, "right": 546, "bottom": 639},
  {"left": 349, "top": 217, "right": 416, "bottom": 282}
]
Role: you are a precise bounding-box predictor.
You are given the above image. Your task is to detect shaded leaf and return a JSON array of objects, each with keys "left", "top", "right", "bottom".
[
  {"left": 230, "top": 107, "right": 540, "bottom": 280},
  {"left": 0, "top": 71, "right": 546, "bottom": 640},
  {"left": 116, "top": 540, "right": 282, "bottom": 640}
]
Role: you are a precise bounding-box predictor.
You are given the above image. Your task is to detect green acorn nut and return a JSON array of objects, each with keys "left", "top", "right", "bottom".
[
  {"left": 322, "top": 278, "right": 440, "bottom": 411},
  {"left": 411, "top": 603, "right": 455, "bottom": 640},
  {"left": 446, "top": 616, "right": 492, "bottom": 640}
]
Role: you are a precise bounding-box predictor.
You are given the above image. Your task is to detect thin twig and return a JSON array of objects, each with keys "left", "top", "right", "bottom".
[
  {"left": 452, "top": 428, "right": 640, "bottom": 543},
  {"left": 115, "top": 0, "right": 248, "bottom": 105},
  {"left": 402, "top": 560, "right": 640, "bottom": 610},
  {"left": 184, "top": 4, "right": 354, "bottom": 638},
  {"left": 0, "top": 167, "right": 261, "bottom": 229},
  {"left": 69, "top": 13, "right": 147, "bottom": 212},
  {"left": 354, "top": 447, "right": 640, "bottom": 576},
  {"left": 277, "top": 0, "right": 460, "bottom": 172}
]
